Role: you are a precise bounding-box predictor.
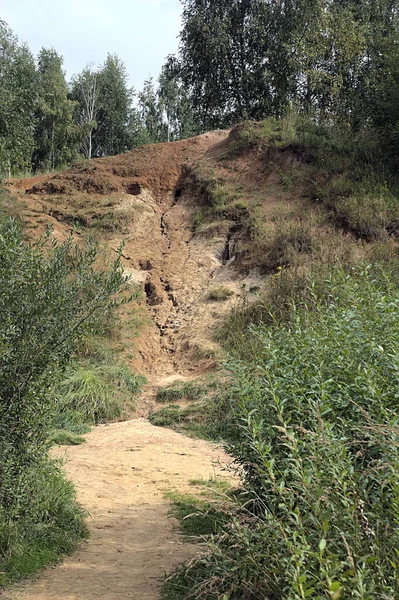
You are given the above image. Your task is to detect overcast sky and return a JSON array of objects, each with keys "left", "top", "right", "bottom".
[{"left": 2, "top": 0, "right": 182, "bottom": 89}]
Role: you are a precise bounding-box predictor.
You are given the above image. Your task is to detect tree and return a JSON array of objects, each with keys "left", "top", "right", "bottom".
[
  {"left": 159, "top": 58, "right": 199, "bottom": 140},
  {"left": 33, "top": 48, "right": 81, "bottom": 171},
  {"left": 95, "top": 54, "right": 133, "bottom": 156},
  {"left": 176, "top": 0, "right": 399, "bottom": 129},
  {"left": 138, "top": 77, "right": 166, "bottom": 143},
  {"left": 0, "top": 22, "right": 37, "bottom": 175},
  {"left": 70, "top": 66, "right": 102, "bottom": 159},
  {"left": 177, "top": 0, "right": 288, "bottom": 128}
]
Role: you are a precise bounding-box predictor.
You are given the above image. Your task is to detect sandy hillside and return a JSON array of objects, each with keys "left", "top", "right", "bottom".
[{"left": 4, "top": 125, "right": 360, "bottom": 599}]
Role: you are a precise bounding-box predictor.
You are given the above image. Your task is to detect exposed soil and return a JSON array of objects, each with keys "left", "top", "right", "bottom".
[
  {"left": 10, "top": 130, "right": 271, "bottom": 408},
  {"left": 9, "top": 417, "right": 232, "bottom": 600}
]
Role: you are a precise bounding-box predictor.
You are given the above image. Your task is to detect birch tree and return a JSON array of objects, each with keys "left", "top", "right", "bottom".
[
  {"left": 70, "top": 66, "right": 101, "bottom": 159},
  {"left": 33, "top": 48, "right": 80, "bottom": 170}
]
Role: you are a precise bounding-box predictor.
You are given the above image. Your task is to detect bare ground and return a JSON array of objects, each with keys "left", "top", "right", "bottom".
[{"left": 9, "top": 419, "right": 232, "bottom": 600}]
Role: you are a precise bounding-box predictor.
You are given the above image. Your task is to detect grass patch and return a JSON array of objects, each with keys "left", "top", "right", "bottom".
[
  {"left": 189, "top": 478, "right": 231, "bottom": 495},
  {"left": 48, "top": 430, "right": 86, "bottom": 447},
  {"left": 150, "top": 382, "right": 235, "bottom": 441},
  {"left": 206, "top": 286, "right": 234, "bottom": 302},
  {"left": 165, "top": 490, "right": 228, "bottom": 538},
  {"left": 156, "top": 381, "right": 208, "bottom": 403},
  {"left": 52, "top": 362, "right": 146, "bottom": 425},
  {"left": 226, "top": 115, "right": 399, "bottom": 241},
  {"left": 0, "top": 184, "right": 25, "bottom": 221}
]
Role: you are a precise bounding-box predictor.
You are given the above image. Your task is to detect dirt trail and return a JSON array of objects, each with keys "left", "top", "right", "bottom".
[
  {"left": 7, "top": 131, "right": 253, "bottom": 599},
  {"left": 10, "top": 419, "right": 231, "bottom": 600}
]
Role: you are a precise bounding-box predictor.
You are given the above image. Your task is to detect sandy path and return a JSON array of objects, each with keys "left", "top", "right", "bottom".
[{"left": 10, "top": 419, "right": 231, "bottom": 600}]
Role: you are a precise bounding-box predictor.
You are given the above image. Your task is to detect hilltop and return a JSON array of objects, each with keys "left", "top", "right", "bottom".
[{"left": 8, "top": 120, "right": 393, "bottom": 410}]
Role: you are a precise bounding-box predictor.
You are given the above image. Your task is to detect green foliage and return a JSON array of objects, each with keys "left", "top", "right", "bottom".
[
  {"left": 166, "top": 264, "right": 399, "bottom": 599},
  {"left": 0, "top": 217, "right": 128, "bottom": 581},
  {"left": 0, "top": 458, "right": 88, "bottom": 585},
  {"left": 94, "top": 54, "right": 133, "bottom": 156},
  {"left": 0, "top": 22, "right": 37, "bottom": 175},
  {"left": 33, "top": 48, "right": 81, "bottom": 171},
  {"left": 176, "top": 0, "right": 399, "bottom": 134},
  {"left": 52, "top": 362, "right": 145, "bottom": 425}
]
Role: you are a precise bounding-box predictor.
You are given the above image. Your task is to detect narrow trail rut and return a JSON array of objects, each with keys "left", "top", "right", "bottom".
[
  {"left": 10, "top": 421, "right": 231, "bottom": 600},
  {"left": 7, "top": 132, "right": 252, "bottom": 599}
]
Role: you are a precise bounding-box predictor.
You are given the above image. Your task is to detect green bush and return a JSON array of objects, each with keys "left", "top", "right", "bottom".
[
  {"left": 0, "top": 217, "right": 127, "bottom": 582},
  {"left": 166, "top": 264, "right": 399, "bottom": 599}
]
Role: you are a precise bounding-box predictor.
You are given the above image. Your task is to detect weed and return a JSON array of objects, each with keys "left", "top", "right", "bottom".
[
  {"left": 48, "top": 430, "right": 86, "bottom": 446},
  {"left": 206, "top": 287, "right": 234, "bottom": 302}
]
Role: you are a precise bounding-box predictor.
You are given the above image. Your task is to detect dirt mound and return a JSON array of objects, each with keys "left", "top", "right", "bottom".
[
  {"left": 8, "top": 125, "right": 361, "bottom": 402},
  {"left": 22, "top": 132, "right": 227, "bottom": 201}
]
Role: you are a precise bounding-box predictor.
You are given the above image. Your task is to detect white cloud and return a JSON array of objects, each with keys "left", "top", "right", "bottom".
[{"left": 1, "top": 0, "right": 182, "bottom": 88}]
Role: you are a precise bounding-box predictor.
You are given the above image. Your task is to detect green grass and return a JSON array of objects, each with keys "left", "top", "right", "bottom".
[
  {"left": 0, "top": 459, "right": 88, "bottom": 586},
  {"left": 52, "top": 361, "right": 146, "bottom": 426},
  {"left": 48, "top": 430, "right": 86, "bottom": 446},
  {"left": 0, "top": 184, "right": 25, "bottom": 222},
  {"left": 228, "top": 116, "right": 399, "bottom": 241},
  {"left": 151, "top": 379, "right": 235, "bottom": 441},
  {"left": 156, "top": 381, "right": 208, "bottom": 403},
  {"left": 165, "top": 490, "right": 229, "bottom": 538}
]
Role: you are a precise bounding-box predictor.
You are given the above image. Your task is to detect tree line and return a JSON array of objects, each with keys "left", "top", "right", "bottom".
[
  {"left": 0, "top": 20, "right": 197, "bottom": 175},
  {"left": 173, "top": 0, "right": 399, "bottom": 153},
  {"left": 2, "top": 0, "right": 399, "bottom": 174}
]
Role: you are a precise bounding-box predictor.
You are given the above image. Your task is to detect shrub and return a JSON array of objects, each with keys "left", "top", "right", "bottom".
[
  {"left": 166, "top": 264, "right": 399, "bottom": 599},
  {"left": 0, "top": 217, "right": 127, "bottom": 581}
]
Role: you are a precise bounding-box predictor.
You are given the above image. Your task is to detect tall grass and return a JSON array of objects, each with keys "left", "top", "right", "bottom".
[
  {"left": 0, "top": 459, "right": 88, "bottom": 585},
  {"left": 53, "top": 362, "right": 145, "bottom": 425}
]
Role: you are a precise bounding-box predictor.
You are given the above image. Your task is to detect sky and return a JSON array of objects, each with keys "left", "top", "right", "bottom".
[{"left": 2, "top": 0, "right": 183, "bottom": 89}]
